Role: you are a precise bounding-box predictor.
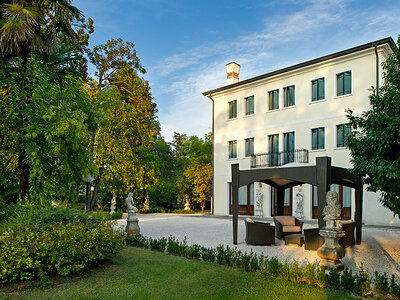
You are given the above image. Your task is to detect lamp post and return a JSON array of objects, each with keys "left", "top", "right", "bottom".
[{"left": 82, "top": 174, "right": 94, "bottom": 213}]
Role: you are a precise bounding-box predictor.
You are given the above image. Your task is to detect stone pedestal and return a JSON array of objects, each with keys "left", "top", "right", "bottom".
[
  {"left": 126, "top": 216, "right": 140, "bottom": 236},
  {"left": 317, "top": 229, "right": 345, "bottom": 270}
]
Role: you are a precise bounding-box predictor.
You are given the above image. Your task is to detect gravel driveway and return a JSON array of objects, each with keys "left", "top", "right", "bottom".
[{"left": 116, "top": 214, "right": 400, "bottom": 277}]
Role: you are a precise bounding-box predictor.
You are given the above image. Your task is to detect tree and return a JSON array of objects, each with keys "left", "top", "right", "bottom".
[
  {"left": 346, "top": 36, "right": 400, "bottom": 217},
  {"left": 0, "top": 0, "right": 89, "bottom": 200},
  {"left": 184, "top": 162, "right": 212, "bottom": 212},
  {"left": 87, "top": 39, "right": 159, "bottom": 209},
  {"left": 0, "top": 56, "right": 96, "bottom": 203}
]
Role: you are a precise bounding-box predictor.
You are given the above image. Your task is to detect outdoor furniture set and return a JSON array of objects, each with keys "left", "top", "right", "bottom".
[{"left": 245, "top": 217, "right": 355, "bottom": 250}]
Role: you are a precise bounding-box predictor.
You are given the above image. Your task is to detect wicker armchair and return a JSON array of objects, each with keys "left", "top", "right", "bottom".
[
  {"left": 245, "top": 218, "right": 275, "bottom": 245},
  {"left": 273, "top": 216, "right": 304, "bottom": 239}
]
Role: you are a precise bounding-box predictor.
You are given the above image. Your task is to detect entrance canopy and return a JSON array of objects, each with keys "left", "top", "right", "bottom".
[{"left": 231, "top": 156, "right": 363, "bottom": 245}]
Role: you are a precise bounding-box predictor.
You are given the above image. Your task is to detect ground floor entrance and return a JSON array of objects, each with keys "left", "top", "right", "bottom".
[
  {"left": 271, "top": 187, "right": 292, "bottom": 216},
  {"left": 229, "top": 183, "right": 254, "bottom": 215}
]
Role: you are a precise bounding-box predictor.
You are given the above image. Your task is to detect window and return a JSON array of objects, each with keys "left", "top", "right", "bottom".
[
  {"left": 337, "top": 71, "right": 351, "bottom": 96},
  {"left": 245, "top": 138, "right": 254, "bottom": 157},
  {"left": 245, "top": 96, "right": 254, "bottom": 115},
  {"left": 283, "top": 85, "right": 295, "bottom": 107},
  {"left": 228, "top": 100, "right": 237, "bottom": 119},
  {"left": 268, "top": 134, "right": 279, "bottom": 166},
  {"left": 283, "top": 132, "right": 295, "bottom": 163},
  {"left": 311, "top": 127, "right": 325, "bottom": 150},
  {"left": 337, "top": 124, "right": 351, "bottom": 148},
  {"left": 311, "top": 78, "right": 325, "bottom": 101},
  {"left": 268, "top": 89, "right": 279, "bottom": 110},
  {"left": 228, "top": 140, "right": 237, "bottom": 159}
]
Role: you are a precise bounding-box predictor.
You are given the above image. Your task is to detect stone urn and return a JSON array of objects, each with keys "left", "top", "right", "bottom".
[{"left": 317, "top": 190, "right": 346, "bottom": 271}]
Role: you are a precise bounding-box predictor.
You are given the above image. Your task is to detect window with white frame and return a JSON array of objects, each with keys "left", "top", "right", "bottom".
[
  {"left": 337, "top": 71, "right": 351, "bottom": 96},
  {"left": 311, "top": 127, "right": 325, "bottom": 150},
  {"left": 283, "top": 85, "right": 295, "bottom": 107},
  {"left": 245, "top": 95, "right": 254, "bottom": 115},
  {"left": 228, "top": 100, "right": 237, "bottom": 119},
  {"left": 268, "top": 89, "right": 279, "bottom": 110},
  {"left": 336, "top": 123, "right": 351, "bottom": 148},
  {"left": 311, "top": 78, "right": 325, "bottom": 101},
  {"left": 245, "top": 137, "right": 254, "bottom": 157},
  {"left": 228, "top": 140, "right": 237, "bottom": 159}
]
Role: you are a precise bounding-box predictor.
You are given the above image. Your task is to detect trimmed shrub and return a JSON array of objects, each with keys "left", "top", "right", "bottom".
[
  {"left": 316, "top": 266, "right": 327, "bottom": 288},
  {"left": 304, "top": 262, "right": 317, "bottom": 286},
  {"left": 258, "top": 255, "right": 269, "bottom": 275},
  {"left": 249, "top": 252, "right": 259, "bottom": 272},
  {"left": 268, "top": 256, "right": 281, "bottom": 277},
  {"left": 166, "top": 236, "right": 187, "bottom": 256},
  {"left": 200, "top": 246, "right": 216, "bottom": 263},
  {"left": 374, "top": 271, "right": 390, "bottom": 297},
  {"left": 355, "top": 263, "right": 372, "bottom": 296},
  {"left": 289, "top": 259, "right": 304, "bottom": 283},
  {"left": 149, "top": 237, "right": 167, "bottom": 252},
  {"left": 184, "top": 244, "right": 201, "bottom": 260},
  {"left": 327, "top": 269, "right": 341, "bottom": 289},
  {"left": 341, "top": 268, "right": 355, "bottom": 291},
  {"left": 126, "top": 234, "right": 149, "bottom": 248},
  {"left": 391, "top": 274, "right": 400, "bottom": 299},
  {"left": 0, "top": 221, "right": 124, "bottom": 284}
]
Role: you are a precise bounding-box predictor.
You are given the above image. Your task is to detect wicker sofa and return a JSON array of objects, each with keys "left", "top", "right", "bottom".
[
  {"left": 245, "top": 218, "right": 276, "bottom": 245},
  {"left": 273, "top": 216, "right": 304, "bottom": 239},
  {"left": 304, "top": 220, "right": 356, "bottom": 250}
]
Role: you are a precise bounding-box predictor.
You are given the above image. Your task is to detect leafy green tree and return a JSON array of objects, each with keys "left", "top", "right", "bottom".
[
  {"left": 347, "top": 36, "right": 400, "bottom": 217},
  {"left": 0, "top": 0, "right": 90, "bottom": 200},
  {"left": 0, "top": 56, "right": 96, "bottom": 203},
  {"left": 87, "top": 39, "right": 159, "bottom": 209}
]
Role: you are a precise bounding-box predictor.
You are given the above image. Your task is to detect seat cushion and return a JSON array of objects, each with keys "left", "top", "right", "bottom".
[
  {"left": 275, "top": 216, "right": 295, "bottom": 226},
  {"left": 246, "top": 218, "right": 254, "bottom": 223},
  {"left": 282, "top": 226, "right": 302, "bottom": 233}
]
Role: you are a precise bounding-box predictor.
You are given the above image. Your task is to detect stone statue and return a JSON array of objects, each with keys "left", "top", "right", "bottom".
[
  {"left": 143, "top": 192, "right": 150, "bottom": 212},
  {"left": 323, "top": 190, "right": 342, "bottom": 229},
  {"left": 184, "top": 195, "right": 190, "bottom": 210},
  {"left": 125, "top": 192, "right": 140, "bottom": 235},
  {"left": 125, "top": 192, "right": 138, "bottom": 221},
  {"left": 110, "top": 194, "right": 117, "bottom": 215},
  {"left": 256, "top": 189, "right": 263, "bottom": 209},
  {"left": 294, "top": 188, "right": 304, "bottom": 219},
  {"left": 317, "top": 190, "right": 345, "bottom": 271},
  {"left": 254, "top": 189, "right": 264, "bottom": 217}
]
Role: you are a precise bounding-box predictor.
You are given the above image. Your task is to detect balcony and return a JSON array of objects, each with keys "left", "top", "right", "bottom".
[{"left": 250, "top": 149, "right": 309, "bottom": 168}]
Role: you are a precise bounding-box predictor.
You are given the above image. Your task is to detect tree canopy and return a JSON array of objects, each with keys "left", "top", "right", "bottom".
[{"left": 347, "top": 36, "right": 400, "bottom": 217}]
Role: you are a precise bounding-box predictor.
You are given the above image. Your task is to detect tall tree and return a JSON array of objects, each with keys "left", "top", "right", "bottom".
[
  {"left": 347, "top": 36, "right": 400, "bottom": 217},
  {"left": 0, "top": 0, "right": 88, "bottom": 200},
  {"left": 87, "top": 39, "right": 158, "bottom": 209}
]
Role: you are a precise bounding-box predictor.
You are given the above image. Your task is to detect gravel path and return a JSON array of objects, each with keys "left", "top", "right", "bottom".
[{"left": 116, "top": 214, "right": 400, "bottom": 277}]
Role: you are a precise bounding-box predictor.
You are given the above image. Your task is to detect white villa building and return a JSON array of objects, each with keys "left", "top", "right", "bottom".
[{"left": 203, "top": 37, "right": 400, "bottom": 227}]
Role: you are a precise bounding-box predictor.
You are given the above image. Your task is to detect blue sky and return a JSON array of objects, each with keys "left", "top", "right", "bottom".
[{"left": 75, "top": 0, "right": 400, "bottom": 141}]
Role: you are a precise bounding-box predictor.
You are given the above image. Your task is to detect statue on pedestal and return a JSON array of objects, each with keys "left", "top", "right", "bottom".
[
  {"left": 294, "top": 188, "right": 304, "bottom": 219},
  {"left": 184, "top": 194, "right": 190, "bottom": 210},
  {"left": 110, "top": 194, "right": 117, "bottom": 215},
  {"left": 125, "top": 192, "right": 140, "bottom": 235},
  {"left": 317, "top": 191, "right": 345, "bottom": 271}
]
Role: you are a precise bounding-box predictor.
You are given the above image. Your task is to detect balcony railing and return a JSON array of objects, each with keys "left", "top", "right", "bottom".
[{"left": 250, "top": 149, "right": 309, "bottom": 168}]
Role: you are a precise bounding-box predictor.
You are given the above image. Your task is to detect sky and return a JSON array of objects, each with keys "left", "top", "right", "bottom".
[{"left": 75, "top": 0, "right": 400, "bottom": 142}]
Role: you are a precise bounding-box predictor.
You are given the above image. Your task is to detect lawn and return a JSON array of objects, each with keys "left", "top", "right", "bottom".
[{"left": 1, "top": 247, "right": 356, "bottom": 300}]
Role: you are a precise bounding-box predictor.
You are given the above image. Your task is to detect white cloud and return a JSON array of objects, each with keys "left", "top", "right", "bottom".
[{"left": 149, "top": 0, "right": 400, "bottom": 141}]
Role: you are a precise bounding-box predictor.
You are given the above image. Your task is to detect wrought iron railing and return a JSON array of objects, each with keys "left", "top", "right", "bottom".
[{"left": 250, "top": 149, "right": 309, "bottom": 168}]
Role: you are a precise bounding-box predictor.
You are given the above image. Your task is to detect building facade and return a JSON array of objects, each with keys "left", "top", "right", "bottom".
[{"left": 203, "top": 37, "right": 400, "bottom": 226}]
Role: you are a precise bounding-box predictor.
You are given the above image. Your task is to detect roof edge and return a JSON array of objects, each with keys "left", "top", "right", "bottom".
[{"left": 203, "top": 37, "right": 396, "bottom": 97}]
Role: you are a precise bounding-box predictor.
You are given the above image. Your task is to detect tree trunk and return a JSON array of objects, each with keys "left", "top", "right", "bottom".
[
  {"left": 18, "top": 149, "right": 30, "bottom": 201},
  {"left": 89, "top": 166, "right": 103, "bottom": 210}
]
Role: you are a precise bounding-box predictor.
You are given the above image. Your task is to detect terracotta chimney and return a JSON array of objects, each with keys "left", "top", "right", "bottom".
[{"left": 226, "top": 62, "right": 240, "bottom": 85}]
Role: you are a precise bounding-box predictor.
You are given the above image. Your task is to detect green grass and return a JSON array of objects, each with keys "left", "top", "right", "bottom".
[{"left": 1, "top": 247, "right": 357, "bottom": 300}]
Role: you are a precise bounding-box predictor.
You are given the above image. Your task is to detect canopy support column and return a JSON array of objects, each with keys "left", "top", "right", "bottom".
[
  {"left": 316, "top": 157, "right": 332, "bottom": 229},
  {"left": 232, "top": 164, "right": 239, "bottom": 245}
]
